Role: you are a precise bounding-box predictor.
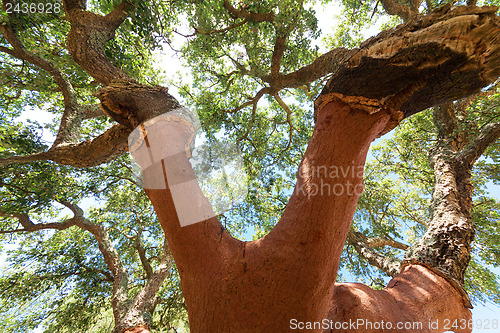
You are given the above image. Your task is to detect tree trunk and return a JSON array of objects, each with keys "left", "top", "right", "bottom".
[{"left": 144, "top": 99, "right": 472, "bottom": 332}]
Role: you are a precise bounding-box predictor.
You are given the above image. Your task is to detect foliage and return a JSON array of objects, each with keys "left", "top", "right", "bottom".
[{"left": 0, "top": 0, "right": 499, "bottom": 331}]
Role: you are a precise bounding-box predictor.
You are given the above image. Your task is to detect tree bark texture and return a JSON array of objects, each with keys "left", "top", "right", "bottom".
[
  {"left": 317, "top": 6, "right": 500, "bottom": 133},
  {"left": 122, "top": 325, "right": 151, "bottom": 333}
]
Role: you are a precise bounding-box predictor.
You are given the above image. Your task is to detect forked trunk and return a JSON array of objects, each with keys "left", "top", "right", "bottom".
[{"left": 145, "top": 100, "right": 471, "bottom": 332}]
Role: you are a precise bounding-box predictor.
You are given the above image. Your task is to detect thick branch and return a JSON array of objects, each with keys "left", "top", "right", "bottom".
[
  {"left": 261, "top": 48, "right": 356, "bottom": 89},
  {"left": 460, "top": 121, "right": 500, "bottom": 165},
  {"left": 82, "top": 104, "right": 107, "bottom": 119},
  {"left": 0, "top": 123, "right": 130, "bottom": 168},
  {"left": 270, "top": 35, "right": 287, "bottom": 80},
  {"left": 404, "top": 109, "right": 476, "bottom": 300},
  {"left": 0, "top": 211, "right": 78, "bottom": 233},
  {"left": 317, "top": 5, "right": 500, "bottom": 133},
  {"left": 62, "top": 0, "right": 133, "bottom": 85}
]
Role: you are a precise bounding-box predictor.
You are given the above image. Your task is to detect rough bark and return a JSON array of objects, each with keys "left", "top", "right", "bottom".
[
  {"left": 403, "top": 139, "right": 475, "bottom": 285},
  {"left": 346, "top": 230, "right": 404, "bottom": 277},
  {"left": 94, "top": 80, "right": 182, "bottom": 130},
  {"left": 317, "top": 6, "right": 500, "bottom": 133},
  {"left": 379, "top": 0, "right": 417, "bottom": 22},
  {"left": 122, "top": 326, "right": 151, "bottom": 333},
  {"left": 112, "top": 238, "right": 172, "bottom": 333},
  {"left": 402, "top": 97, "right": 500, "bottom": 309},
  {"left": 63, "top": 0, "right": 133, "bottom": 85},
  {"left": 0, "top": 124, "right": 131, "bottom": 168}
]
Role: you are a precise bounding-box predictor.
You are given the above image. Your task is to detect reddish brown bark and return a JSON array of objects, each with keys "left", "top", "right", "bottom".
[
  {"left": 142, "top": 100, "right": 473, "bottom": 332},
  {"left": 327, "top": 265, "right": 471, "bottom": 333}
]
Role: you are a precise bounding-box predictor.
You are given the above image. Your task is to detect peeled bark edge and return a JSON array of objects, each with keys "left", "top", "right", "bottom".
[{"left": 316, "top": 5, "right": 500, "bottom": 134}]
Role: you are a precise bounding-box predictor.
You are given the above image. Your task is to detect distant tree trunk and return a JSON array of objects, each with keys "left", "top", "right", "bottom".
[{"left": 404, "top": 102, "right": 476, "bottom": 293}]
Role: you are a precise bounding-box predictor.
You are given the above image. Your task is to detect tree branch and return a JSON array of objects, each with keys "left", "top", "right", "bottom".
[
  {"left": 56, "top": 201, "right": 130, "bottom": 325},
  {"left": 270, "top": 35, "right": 287, "bottom": 81},
  {"left": 379, "top": 0, "right": 416, "bottom": 21},
  {"left": 193, "top": 18, "right": 249, "bottom": 36},
  {"left": 224, "top": 86, "right": 271, "bottom": 114},
  {"left": 133, "top": 230, "right": 154, "bottom": 279},
  {"left": 317, "top": 6, "right": 500, "bottom": 130},
  {"left": 0, "top": 210, "right": 78, "bottom": 232},
  {"left": 82, "top": 104, "right": 107, "bottom": 119},
  {"left": 1, "top": 203, "right": 128, "bottom": 309},
  {"left": 460, "top": 121, "right": 500, "bottom": 165},
  {"left": 0, "top": 13, "right": 77, "bottom": 107},
  {"left": 62, "top": 0, "right": 133, "bottom": 85},
  {"left": 347, "top": 230, "right": 403, "bottom": 276},
  {"left": 0, "top": 124, "right": 130, "bottom": 168},
  {"left": 0, "top": 4, "right": 107, "bottom": 146},
  {"left": 105, "top": 0, "right": 136, "bottom": 30},
  {"left": 261, "top": 48, "right": 357, "bottom": 89},
  {"left": 114, "top": 238, "right": 172, "bottom": 333},
  {"left": 365, "top": 235, "right": 409, "bottom": 250},
  {"left": 222, "top": 0, "right": 275, "bottom": 22}
]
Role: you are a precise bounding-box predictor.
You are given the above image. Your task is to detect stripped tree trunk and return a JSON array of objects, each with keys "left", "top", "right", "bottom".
[{"left": 116, "top": 7, "right": 500, "bottom": 333}]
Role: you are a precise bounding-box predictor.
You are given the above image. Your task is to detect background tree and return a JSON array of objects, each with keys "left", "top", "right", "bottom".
[{"left": 0, "top": 0, "right": 499, "bottom": 332}]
